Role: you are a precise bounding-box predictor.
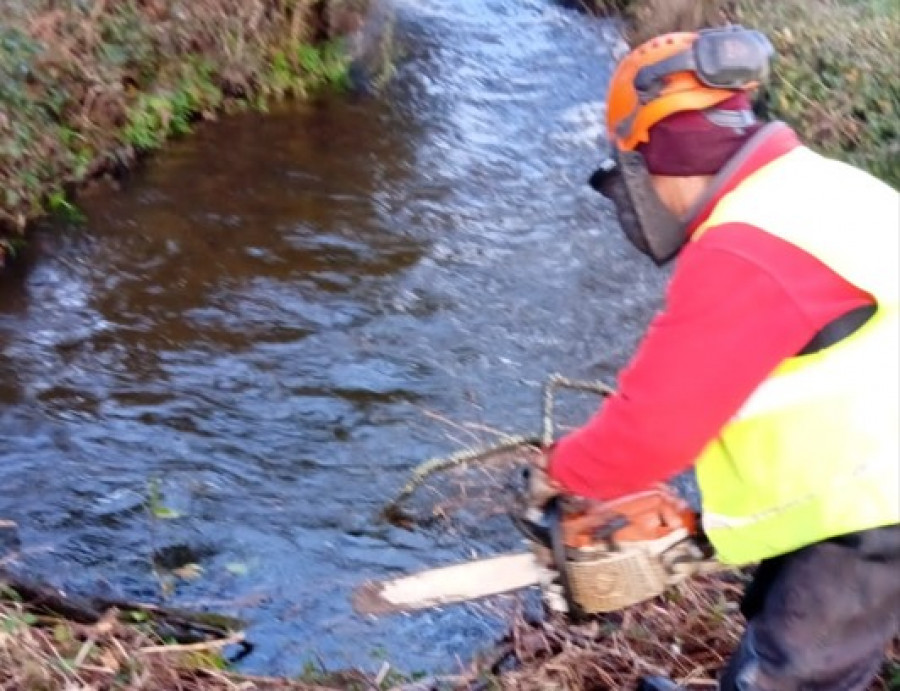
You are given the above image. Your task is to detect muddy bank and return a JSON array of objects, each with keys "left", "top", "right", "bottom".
[{"left": 0, "top": 0, "right": 387, "bottom": 261}]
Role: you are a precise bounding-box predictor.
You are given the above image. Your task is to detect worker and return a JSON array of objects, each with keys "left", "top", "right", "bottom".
[{"left": 531, "top": 26, "right": 900, "bottom": 691}]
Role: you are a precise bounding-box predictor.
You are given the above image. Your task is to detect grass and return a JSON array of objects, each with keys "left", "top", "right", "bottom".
[
  {"left": 2, "top": 571, "right": 897, "bottom": 690},
  {"left": 0, "top": 0, "right": 365, "bottom": 262},
  {"left": 0, "top": 590, "right": 269, "bottom": 690},
  {"left": 0, "top": 582, "right": 415, "bottom": 690}
]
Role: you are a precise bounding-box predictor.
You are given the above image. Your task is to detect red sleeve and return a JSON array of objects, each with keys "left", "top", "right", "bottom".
[{"left": 548, "top": 222, "right": 873, "bottom": 501}]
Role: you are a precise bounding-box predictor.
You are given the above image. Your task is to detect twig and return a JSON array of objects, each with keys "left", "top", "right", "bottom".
[
  {"left": 72, "top": 636, "right": 96, "bottom": 668},
  {"left": 387, "top": 675, "right": 470, "bottom": 691},
  {"left": 137, "top": 631, "right": 245, "bottom": 654},
  {"left": 418, "top": 408, "right": 489, "bottom": 446},
  {"left": 212, "top": 668, "right": 342, "bottom": 690},
  {"left": 374, "top": 660, "right": 391, "bottom": 686}
]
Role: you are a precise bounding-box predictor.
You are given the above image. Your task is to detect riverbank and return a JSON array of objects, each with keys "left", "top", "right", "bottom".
[
  {"left": 0, "top": 0, "right": 376, "bottom": 264},
  {"left": 4, "top": 0, "right": 894, "bottom": 265},
  {"left": 4, "top": 571, "right": 896, "bottom": 689},
  {"left": 0, "top": 595, "right": 345, "bottom": 690}
]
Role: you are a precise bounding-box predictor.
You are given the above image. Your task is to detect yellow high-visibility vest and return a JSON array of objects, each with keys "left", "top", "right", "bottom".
[{"left": 692, "top": 146, "right": 900, "bottom": 565}]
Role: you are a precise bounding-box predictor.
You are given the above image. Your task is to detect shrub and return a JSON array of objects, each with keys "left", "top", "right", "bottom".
[
  {"left": 731, "top": 0, "right": 900, "bottom": 187},
  {"left": 0, "top": 0, "right": 362, "bottom": 240}
]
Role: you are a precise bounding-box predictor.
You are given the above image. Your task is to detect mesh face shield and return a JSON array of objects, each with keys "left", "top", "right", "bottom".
[{"left": 588, "top": 151, "right": 685, "bottom": 265}]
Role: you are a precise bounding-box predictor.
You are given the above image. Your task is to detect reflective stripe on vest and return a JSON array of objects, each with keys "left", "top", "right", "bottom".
[{"left": 692, "top": 146, "right": 900, "bottom": 565}]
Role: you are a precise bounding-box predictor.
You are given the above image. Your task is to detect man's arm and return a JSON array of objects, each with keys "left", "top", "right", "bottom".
[{"left": 548, "top": 223, "right": 872, "bottom": 500}]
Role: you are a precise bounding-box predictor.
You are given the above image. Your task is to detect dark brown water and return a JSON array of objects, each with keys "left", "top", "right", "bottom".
[{"left": 0, "top": 0, "right": 665, "bottom": 675}]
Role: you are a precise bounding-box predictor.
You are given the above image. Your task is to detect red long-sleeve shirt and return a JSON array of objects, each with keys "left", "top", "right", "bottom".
[{"left": 548, "top": 125, "right": 873, "bottom": 501}]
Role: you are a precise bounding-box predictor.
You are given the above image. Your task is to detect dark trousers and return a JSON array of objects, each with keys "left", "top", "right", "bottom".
[{"left": 719, "top": 524, "right": 900, "bottom": 691}]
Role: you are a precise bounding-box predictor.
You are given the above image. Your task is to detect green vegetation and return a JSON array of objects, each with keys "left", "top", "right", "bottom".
[
  {"left": 0, "top": 591, "right": 321, "bottom": 690},
  {"left": 0, "top": 578, "right": 433, "bottom": 690},
  {"left": 731, "top": 0, "right": 900, "bottom": 188},
  {"left": 0, "top": 0, "right": 364, "bottom": 260}
]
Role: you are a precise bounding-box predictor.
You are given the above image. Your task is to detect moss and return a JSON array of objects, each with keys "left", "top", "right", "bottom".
[{"left": 0, "top": 0, "right": 366, "bottom": 253}]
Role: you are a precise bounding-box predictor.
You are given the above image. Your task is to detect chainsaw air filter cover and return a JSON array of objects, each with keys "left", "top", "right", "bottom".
[
  {"left": 563, "top": 530, "right": 705, "bottom": 614},
  {"left": 535, "top": 490, "right": 722, "bottom": 615}
]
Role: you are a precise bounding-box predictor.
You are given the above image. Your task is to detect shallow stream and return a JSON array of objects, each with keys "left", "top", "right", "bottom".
[{"left": 0, "top": 0, "right": 666, "bottom": 674}]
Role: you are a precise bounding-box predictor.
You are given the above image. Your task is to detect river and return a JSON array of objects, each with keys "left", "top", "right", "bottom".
[{"left": 0, "top": 0, "right": 666, "bottom": 675}]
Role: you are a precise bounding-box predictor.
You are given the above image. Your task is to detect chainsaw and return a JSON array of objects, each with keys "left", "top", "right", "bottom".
[{"left": 352, "top": 485, "right": 721, "bottom": 618}]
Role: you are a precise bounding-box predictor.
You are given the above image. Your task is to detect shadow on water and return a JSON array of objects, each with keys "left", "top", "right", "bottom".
[{"left": 0, "top": 0, "right": 666, "bottom": 675}]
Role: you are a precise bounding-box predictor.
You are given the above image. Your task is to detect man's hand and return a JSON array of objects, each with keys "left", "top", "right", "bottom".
[{"left": 525, "top": 446, "right": 564, "bottom": 509}]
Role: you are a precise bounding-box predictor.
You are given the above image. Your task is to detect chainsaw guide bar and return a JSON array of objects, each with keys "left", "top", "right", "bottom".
[
  {"left": 352, "top": 552, "right": 547, "bottom": 616},
  {"left": 356, "top": 377, "right": 720, "bottom": 618}
]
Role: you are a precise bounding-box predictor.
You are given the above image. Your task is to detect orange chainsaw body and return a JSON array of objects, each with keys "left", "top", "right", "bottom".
[{"left": 560, "top": 487, "right": 698, "bottom": 549}]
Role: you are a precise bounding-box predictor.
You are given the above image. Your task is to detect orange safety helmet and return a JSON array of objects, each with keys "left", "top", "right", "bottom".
[{"left": 607, "top": 28, "right": 771, "bottom": 151}]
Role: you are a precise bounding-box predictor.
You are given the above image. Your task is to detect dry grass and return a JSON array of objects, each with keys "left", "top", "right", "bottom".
[
  {"left": 488, "top": 575, "right": 900, "bottom": 690},
  {"left": 494, "top": 573, "right": 745, "bottom": 690},
  {"left": 3, "top": 573, "right": 896, "bottom": 690},
  {"left": 0, "top": 596, "right": 342, "bottom": 690}
]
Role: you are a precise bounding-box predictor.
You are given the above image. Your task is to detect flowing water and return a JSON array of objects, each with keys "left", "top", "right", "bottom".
[{"left": 0, "top": 0, "right": 667, "bottom": 675}]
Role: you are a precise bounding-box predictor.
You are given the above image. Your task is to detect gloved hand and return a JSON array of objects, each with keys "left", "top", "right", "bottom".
[{"left": 524, "top": 445, "right": 564, "bottom": 510}]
